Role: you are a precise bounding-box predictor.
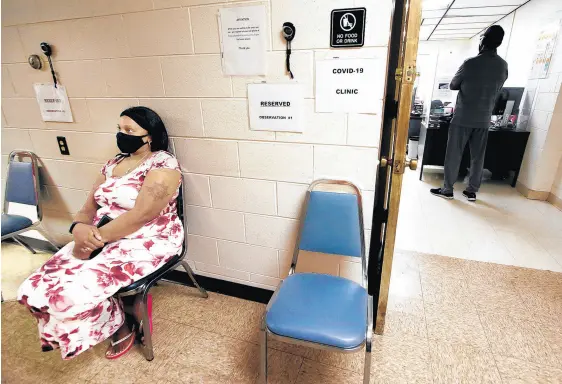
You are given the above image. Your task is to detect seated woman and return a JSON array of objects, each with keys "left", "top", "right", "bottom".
[{"left": 18, "top": 107, "right": 183, "bottom": 360}]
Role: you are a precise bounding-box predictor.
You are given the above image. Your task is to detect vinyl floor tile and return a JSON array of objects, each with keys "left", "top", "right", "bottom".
[
  {"left": 479, "top": 313, "right": 559, "bottom": 367},
  {"left": 383, "top": 310, "right": 427, "bottom": 339},
  {"left": 428, "top": 339, "right": 502, "bottom": 384},
  {"left": 369, "top": 335, "right": 433, "bottom": 384},
  {"left": 494, "top": 355, "right": 562, "bottom": 384},
  {"left": 295, "top": 359, "right": 363, "bottom": 384},
  {"left": 258, "top": 349, "right": 304, "bottom": 384},
  {"left": 424, "top": 302, "right": 489, "bottom": 349}
]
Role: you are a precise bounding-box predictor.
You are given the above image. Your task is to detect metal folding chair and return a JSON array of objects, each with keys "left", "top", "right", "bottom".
[
  {"left": 260, "top": 179, "right": 373, "bottom": 383},
  {"left": 115, "top": 180, "right": 208, "bottom": 361},
  {"left": 1, "top": 150, "right": 60, "bottom": 252}
]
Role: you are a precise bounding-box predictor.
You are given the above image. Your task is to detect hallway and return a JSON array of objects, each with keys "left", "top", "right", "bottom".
[
  {"left": 2, "top": 250, "right": 561, "bottom": 383},
  {"left": 396, "top": 169, "right": 562, "bottom": 271}
]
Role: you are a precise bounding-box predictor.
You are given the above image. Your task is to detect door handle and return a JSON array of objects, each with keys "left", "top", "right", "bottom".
[
  {"left": 405, "top": 158, "right": 417, "bottom": 171},
  {"left": 380, "top": 156, "right": 417, "bottom": 171}
]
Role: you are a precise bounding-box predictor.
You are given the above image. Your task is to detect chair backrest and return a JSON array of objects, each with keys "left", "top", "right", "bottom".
[
  {"left": 4, "top": 151, "right": 41, "bottom": 213},
  {"left": 299, "top": 191, "right": 362, "bottom": 257},
  {"left": 290, "top": 179, "right": 367, "bottom": 287}
]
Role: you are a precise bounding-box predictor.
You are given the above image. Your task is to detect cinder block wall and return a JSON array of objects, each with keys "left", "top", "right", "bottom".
[{"left": 1, "top": 0, "right": 390, "bottom": 290}]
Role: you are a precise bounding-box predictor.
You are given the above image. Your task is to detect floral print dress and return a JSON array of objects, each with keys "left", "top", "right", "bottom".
[{"left": 17, "top": 151, "right": 184, "bottom": 359}]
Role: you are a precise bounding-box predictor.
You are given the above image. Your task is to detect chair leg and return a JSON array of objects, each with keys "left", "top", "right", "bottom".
[
  {"left": 260, "top": 317, "right": 268, "bottom": 384},
  {"left": 14, "top": 236, "right": 37, "bottom": 254},
  {"left": 139, "top": 292, "right": 154, "bottom": 361},
  {"left": 180, "top": 260, "right": 208, "bottom": 298},
  {"left": 37, "top": 228, "right": 60, "bottom": 251},
  {"left": 363, "top": 335, "right": 372, "bottom": 384}
]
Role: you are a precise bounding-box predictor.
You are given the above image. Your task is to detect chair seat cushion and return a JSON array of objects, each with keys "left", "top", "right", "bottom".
[
  {"left": 1, "top": 214, "right": 33, "bottom": 236},
  {"left": 266, "top": 273, "right": 367, "bottom": 349}
]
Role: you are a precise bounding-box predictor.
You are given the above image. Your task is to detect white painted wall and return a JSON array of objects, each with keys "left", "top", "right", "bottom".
[{"left": 1, "top": 0, "right": 391, "bottom": 289}]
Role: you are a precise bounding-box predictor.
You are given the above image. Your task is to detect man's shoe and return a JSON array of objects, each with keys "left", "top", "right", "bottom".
[
  {"left": 463, "top": 190, "right": 476, "bottom": 202},
  {"left": 430, "top": 188, "right": 453, "bottom": 200}
]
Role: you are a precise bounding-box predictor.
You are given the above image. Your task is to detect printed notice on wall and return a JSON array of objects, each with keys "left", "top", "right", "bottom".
[
  {"left": 315, "top": 58, "right": 383, "bottom": 113},
  {"left": 529, "top": 20, "right": 560, "bottom": 79},
  {"left": 434, "top": 77, "right": 453, "bottom": 99},
  {"left": 34, "top": 84, "right": 74, "bottom": 122},
  {"left": 219, "top": 5, "right": 267, "bottom": 76},
  {"left": 248, "top": 84, "right": 303, "bottom": 132}
]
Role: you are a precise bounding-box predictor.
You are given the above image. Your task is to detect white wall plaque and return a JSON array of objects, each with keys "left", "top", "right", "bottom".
[
  {"left": 315, "top": 58, "right": 382, "bottom": 113},
  {"left": 248, "top": 83, "right": 303, "bottom": 132},
  {"left": 34, "top": 84, "right": 74, "bottom": 122}
]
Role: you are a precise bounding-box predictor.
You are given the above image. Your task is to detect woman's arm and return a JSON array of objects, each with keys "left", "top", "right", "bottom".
[
  {"left": 98, "top": 169, "right": 181, "bottom": 243},
  {"left": 74, "top": 173, "right": 106, "bottom": 225}
]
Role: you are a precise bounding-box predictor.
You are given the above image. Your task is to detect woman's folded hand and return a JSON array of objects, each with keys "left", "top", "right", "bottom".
[{"left": 72, "top": 224, "right": 105, "bottom": 259}]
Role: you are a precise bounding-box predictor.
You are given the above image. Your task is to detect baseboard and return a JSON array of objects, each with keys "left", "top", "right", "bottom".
[
  {"left": 4, "top": 237, "right": 274, "bottom": 304},
  {"left": 547, "top": 192, "right": 562, "bottom": 211},
  {"left": 515, "top": 181, "right": 550, "bottom": 200},
  {"left": 163, "top": 270, "right": 273, "bottom": 304}
]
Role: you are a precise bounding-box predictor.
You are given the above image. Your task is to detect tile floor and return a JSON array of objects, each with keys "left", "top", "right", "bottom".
[
  {"left": 2, "top": 249, "right": 562, "bottom": 383},
  {"left": 396, "top": 168, "right": 562, "bottom": 272},
  {"left": 1, "top": 243, "right": 51, "bottom": 301}
]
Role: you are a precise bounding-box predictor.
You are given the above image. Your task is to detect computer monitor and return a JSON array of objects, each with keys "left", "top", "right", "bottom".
[{"left": 493, "top": 87, "right": 524, "bottom": 116}]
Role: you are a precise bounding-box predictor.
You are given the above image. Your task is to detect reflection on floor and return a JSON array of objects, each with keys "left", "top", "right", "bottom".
[
  {"left": 2, "top": 250, "right": 561, "bottom": 383},
  {"left": 1, "top": 243, "right": 52, "bottom": 301},
  {"left": 396, "top": 169, "right": 562, "bottom": 272}
]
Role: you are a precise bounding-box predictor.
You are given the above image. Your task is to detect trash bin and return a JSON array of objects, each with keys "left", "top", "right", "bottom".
[{"left": 408, "top": 136, "right": 419, "bottom": 159}]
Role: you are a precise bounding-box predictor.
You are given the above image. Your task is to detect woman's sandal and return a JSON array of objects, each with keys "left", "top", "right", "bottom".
[{"left": 105, "top": 325, "right": 136, "bottom": 360}]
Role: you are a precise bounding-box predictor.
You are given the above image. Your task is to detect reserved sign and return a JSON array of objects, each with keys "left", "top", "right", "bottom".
[{"left": 248, "top": 84, "right": 304, "bottom": 132}]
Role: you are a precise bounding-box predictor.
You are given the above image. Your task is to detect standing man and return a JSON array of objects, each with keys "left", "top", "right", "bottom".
[{"left": 431, "top": 25, "right": 508, "bottom": 201}]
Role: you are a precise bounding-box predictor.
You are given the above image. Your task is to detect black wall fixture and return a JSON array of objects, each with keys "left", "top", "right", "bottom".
[{"left": 40, "top": 42, "right": 58, "bottom": 87}]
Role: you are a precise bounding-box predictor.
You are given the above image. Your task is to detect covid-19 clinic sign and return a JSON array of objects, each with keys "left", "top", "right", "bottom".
[{"left": 315, "top": 58, "right": 383, "bottom": 113}]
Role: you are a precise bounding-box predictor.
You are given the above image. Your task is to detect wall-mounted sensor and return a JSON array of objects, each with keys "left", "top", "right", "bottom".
[
  {"left": 28, "top": 55, "right": 42, "bottom": 70},
  {"left": 282, "top": 22, "right": 296, "bottom": 79},
  {"left": 283, "top": 22, "right": 295, "bottom": 42},
  {"left": 40, "top": 42, "right": 53, "bottom": 57}
]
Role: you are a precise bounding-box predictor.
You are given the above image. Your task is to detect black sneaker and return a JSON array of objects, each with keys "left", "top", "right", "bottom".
[
  {"left": 430, "top": 188, "right": 453, "bottom": 200},
  {"left": 463, "top": 190, "right": 476, "bottom": 202}
]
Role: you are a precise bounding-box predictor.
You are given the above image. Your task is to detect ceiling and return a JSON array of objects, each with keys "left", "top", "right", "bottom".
[{"left": 420, "top": 0, "right": 530, "bottom": 41}]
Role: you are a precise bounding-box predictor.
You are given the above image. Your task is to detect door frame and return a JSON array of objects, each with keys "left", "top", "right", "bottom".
[{"left": 368, "top": 0, "right": 422, "bottom": 334}]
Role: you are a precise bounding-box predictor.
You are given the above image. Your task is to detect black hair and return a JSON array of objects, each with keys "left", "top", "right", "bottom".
[
  {"left": 120, "top": 106, "right": 169, "bottom": 152},
  {"left": 482, "top": 25, "right": 505, "bottom": 49}
]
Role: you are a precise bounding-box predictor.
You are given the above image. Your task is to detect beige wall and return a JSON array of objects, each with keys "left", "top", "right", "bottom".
[{"left": 1, "top": 0, "right": 390, "bottom": 289}]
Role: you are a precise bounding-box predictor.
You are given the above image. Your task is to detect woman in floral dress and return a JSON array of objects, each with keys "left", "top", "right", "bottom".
[{"left": 18, "top": 107, "right": 183, "bottom": 360}]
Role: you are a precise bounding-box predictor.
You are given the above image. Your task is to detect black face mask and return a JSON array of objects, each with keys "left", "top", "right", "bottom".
[{"left": 116, "top": 132, "right": 149, "bottom": 154}]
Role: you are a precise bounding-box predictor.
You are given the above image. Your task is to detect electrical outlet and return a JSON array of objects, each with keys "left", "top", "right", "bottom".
[{"left": 57, "top": 136, "right": 70, "bottom": 155}]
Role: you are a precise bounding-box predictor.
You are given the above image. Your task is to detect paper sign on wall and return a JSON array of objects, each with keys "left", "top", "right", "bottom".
[
  {"left": 529, "top": 20, "right": 560, "bottom": 79},
  {"left": 34, "top": 84, "right": 73, "bottom": 122},
  {"left": 434, "top": 77, "right": 453, "bottom": 99},
  {"left": 315, "top": 58, "right": 382, "bottom": 113},
  {"left": 219, "top": 5, "right": 267, "bottom": 76},
  {"left": 248, "top": 84, "right": 303, "bottom": 132}
]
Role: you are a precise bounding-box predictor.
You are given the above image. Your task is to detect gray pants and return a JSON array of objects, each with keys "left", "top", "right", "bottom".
[{"left": 443, "top": 125, "right": 489, "bottom": 194}]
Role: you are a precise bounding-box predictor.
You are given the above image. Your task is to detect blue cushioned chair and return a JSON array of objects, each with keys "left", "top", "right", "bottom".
[
  {"left": 1, "top": 151, "right": 59, "bottom": 252},
  {"left": 261, "top": 179, "right": 373, "bottom": 384}
]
